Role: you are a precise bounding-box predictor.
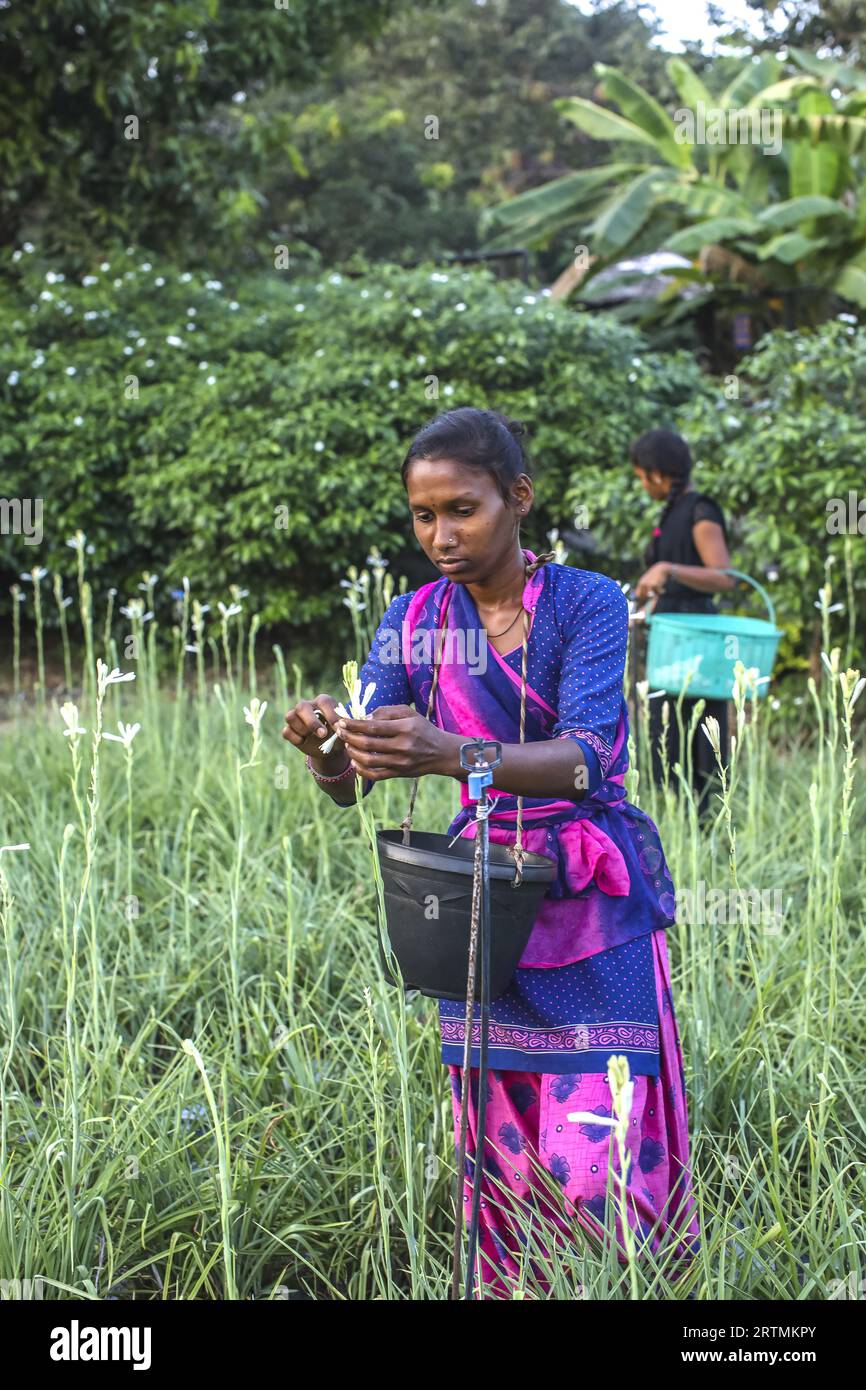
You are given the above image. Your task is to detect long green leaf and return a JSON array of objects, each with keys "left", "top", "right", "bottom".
[
  {"left": 593, "top": 63, "right": 694, "bottom": 169},
  {"left": 789, "top": 91, "right": 844, "bottom": 198},
  {"left": 781, "top": 111, "right": 866, "bottom": 155},
  {"left": 789, "top": 46, "right": 866, "bottom": 93},
  {"left": 660, "top": 179, "right": 754, "bottom": 219},
  {"left": 480, "top": 163, "right": 642, "bottom": 234},
  {"left": 666, "top": 57, "right": 713, "bottom": 113},
  {"left": 554, "top": 96, "right": 661, "bottom": 150},
  {"left": 588, "top": 169, "right": 673, "bottom": 255},
  {"left": 756, "top": 232, "right": 828, "bottom": 263},
  {"left": 720, "top": 54, "right": 782, "bottom": 108},
  {"left": 747, "top": 76, "right": 823, "bottom": 107},
  {"left": 756, "top": 196, "right": 851, "bottom": 229},
  {"left": 664, "top": 217, "right": 761, "bottom": 255}
]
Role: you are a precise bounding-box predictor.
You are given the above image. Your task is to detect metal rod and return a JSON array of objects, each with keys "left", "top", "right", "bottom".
[
  {"left": 450, "top": 827, "right": 482, "bottom": 1300},
  {"left": 467, "top": 786, "right": 492, "bottom": 1298}
]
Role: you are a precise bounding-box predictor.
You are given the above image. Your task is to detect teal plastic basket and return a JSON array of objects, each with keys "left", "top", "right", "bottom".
[{"left": 645, "top": 569, "right": 782, "bottom": 700}]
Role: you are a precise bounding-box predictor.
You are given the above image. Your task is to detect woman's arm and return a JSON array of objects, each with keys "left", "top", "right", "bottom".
[
  {"left": 433, "top": 733, "right": 590, "bottom": 801},
  {"left": 657, "top": 520, "right": 735, "bottom": 594}
]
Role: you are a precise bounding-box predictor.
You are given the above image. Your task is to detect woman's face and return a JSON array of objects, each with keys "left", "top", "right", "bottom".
[
  {"left": 405, "top": 456, "right": 531, "bottom": 583},
  {"left": 633, "top": 465, "right": 672, "bottom": 502}
]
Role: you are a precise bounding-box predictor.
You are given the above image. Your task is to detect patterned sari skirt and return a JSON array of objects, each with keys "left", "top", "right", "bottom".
[{"left": 447, "top": 928, "right": 702, "bottom": 1298}]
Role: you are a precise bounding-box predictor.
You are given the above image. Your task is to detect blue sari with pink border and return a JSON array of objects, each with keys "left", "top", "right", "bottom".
[{"left": 358, "top": 550, "right": 677, "bottom": 1075}]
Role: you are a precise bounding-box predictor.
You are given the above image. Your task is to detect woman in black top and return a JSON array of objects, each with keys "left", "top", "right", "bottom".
[{"left": 630, "top": 428, "right": 735, "bottom": 818}]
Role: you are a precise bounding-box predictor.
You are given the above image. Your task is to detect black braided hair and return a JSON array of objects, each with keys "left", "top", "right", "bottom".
[{"left": 630, "top": 427, "right": 693, "bottom": 566}]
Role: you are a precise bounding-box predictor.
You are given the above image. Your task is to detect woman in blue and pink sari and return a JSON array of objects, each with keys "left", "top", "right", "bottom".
[{"left": 286, "top": 407, "right": 702, "bottom": 1297}]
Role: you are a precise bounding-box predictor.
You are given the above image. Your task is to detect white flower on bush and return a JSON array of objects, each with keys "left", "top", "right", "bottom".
[
  {"left": 205, "top": 279, "right": 223, "bottom": 290},
  {"left": 102, "top": 720, "right": 141, "bottom": 749},
  {"left": 411, "top": 307, "right": 422, "bottom": 317},
  {"left": 154, "top": 276, "right": 165, "bottom": 287},
  {"left": 7, "top": 371, "right": 19, "bottom": 385},
  {"left": 295, "top": 303, "right": 305, "bottom": 312},
  {"left": 65, "top": 366, "right": 76, "bottom": 375},
  {"left": 388, "top": 379, "right": 399, "bottom": 389},
  {"left": 314, "top": 440, "right": 325, "bottom": 452},
  {"left": 82, "top": 275, "right": 98, "bottom": 287},
  {"left": 39, "top": 291, "right": 54, "bottom": 301},
  {"left": 166, "top": 335, "right": 183, "bottom": 347},
  {"left": 454, "top": 302, "right": 466, "bottom": 311}
]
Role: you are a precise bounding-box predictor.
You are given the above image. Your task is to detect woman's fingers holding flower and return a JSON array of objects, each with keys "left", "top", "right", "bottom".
[{"left": 338, "top": 707, "right": 446, "bottom": 777}]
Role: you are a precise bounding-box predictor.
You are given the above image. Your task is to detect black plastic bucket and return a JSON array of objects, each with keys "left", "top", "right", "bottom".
[{"left": 375, "top": 828, "right": 556, "bottom": 1001}]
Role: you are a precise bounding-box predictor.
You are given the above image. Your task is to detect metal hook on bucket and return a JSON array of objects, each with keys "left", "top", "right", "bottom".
[{"left": 451, "top": 737, "right": 501, "bottom": 1301}]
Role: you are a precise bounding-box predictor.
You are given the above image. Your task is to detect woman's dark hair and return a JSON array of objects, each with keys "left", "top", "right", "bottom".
[
  {"left": 629, "top": 426, "right": 693, "bottom": 528},
  {"left": 401, "top": 407, "right": 531, "bottom": 505}
]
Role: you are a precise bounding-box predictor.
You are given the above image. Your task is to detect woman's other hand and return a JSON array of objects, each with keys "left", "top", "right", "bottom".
[
  {"left": 634, "top": 562, "right": 671, "bottom": 601},
  {"left": 335, "top": 704, "right": 449, "bottom": 781},
  {"left": 282, "top": 694, "right": 344, "bottom": 759}
]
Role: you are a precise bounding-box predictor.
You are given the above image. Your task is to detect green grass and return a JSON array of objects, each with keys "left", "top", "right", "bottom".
[{"left": 0, "top": 574, "right": 864, "bottom": 1300}]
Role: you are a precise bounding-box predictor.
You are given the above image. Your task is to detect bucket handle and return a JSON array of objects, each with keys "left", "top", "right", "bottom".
[
  {"left": 644, "top": 568, "right": 777, "bottom": 627},
  {"left": 719, "top": 568, "right": 777, "bottom": 629}
]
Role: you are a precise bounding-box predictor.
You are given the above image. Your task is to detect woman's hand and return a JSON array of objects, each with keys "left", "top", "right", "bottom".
[
  {"left": 335, "top": 704, "right": 450, "bottom": 781},
  {"left": 634, "top": 562, "right": 671, "bottom": 601},
  {"left": 282, "top": 693, "right": 344, "bottom": 759}
]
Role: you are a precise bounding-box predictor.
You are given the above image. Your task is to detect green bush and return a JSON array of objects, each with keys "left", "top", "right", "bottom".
[
  {"left": 0, "top": 247, "right": 706, "bottom": 633},
  {"left": 4, "top": 248, "right": 860, "bottom": 672}
]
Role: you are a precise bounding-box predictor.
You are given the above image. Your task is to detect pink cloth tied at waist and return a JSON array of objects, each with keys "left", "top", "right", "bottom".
[{"left": 459, "top": 816, "right": 631, "bottom": 897}]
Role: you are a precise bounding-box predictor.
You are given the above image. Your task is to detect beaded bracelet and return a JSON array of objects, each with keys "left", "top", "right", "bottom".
[{"left": 305, "top": 752, "right": 356, "bottom": 783}]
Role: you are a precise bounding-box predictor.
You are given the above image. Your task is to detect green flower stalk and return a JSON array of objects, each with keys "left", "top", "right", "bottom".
[
  {"left": 53, "top": 573, "right": 74, "bottom": 693},
  {"left": 334, "top": 658, "right": 420, "bottom": 1290},
  {"left": 10, "top": 584, "right": 23, "bottom": 700},
  {"left": 568, "top": 1054, "right": 639, "bottom": 1297}
]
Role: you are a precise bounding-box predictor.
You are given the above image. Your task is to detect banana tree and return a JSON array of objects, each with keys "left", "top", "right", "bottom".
[{"left": 479, "top": 48, "right": 866, "bottom": 321}]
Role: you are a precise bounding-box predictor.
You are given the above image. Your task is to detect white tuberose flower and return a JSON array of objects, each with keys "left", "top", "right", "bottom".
[
  {"left": 319, "top": 660, "right": 376, "bottom": 754},
  {"left": 102, "top": 721, "right": 141, "bottom": 749},
  {"left": 243, "top": 698, "right": 267, "bottom": 734},
  {"left": 96, "top": 660, "right": 136, "bottom": 697},
  {"left": 60, "top": 701, "right": 86, "bottom": 738}
]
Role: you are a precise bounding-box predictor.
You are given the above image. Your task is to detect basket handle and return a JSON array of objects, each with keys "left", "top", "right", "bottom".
[{"left": 719, "top": 568, "right": 777, "bottom": 628}]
